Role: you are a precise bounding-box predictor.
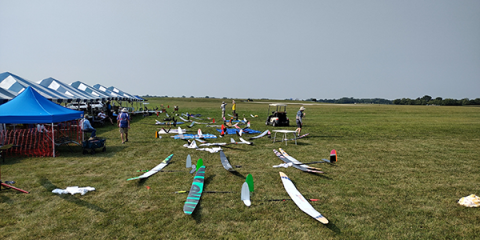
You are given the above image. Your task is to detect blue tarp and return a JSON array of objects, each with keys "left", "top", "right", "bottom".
[
  {"left": 216, "top": 128, "right": 261, "bottom": 135},
  {"left": 0, "top": 86, "right": 83, "bottom": 124},
  {"left": 172, "top": 134, "right": 217, "bottom": 139}
]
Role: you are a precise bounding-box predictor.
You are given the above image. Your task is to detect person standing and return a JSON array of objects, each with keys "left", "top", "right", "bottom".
[
  {"left": 117, "top": 108, "right": 130, "bottom": 144},
  {"left": 295, "top": 106, "right": 306, "bottom": 136},
  {"left": 232, "top": 100, "right": 237, "bottom": 120},
  {"left": 220, "top": 101, "right": 227, "bottom": 120}
]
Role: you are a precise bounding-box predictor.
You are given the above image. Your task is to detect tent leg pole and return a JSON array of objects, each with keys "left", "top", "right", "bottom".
[{"left": 52, "top": 123, "right": 55, "bottom": 157}]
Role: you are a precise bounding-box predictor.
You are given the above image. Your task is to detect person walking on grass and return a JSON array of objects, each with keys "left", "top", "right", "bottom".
[
  {"left": 117, "top": 108, "right": 130, "bottom": 144},
  {"left": 295, "top": 106, "right": 306, "bottom": 136}
]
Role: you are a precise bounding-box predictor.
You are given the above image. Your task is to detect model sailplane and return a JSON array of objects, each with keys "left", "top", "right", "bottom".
[
  {"left": 127, "top": 154, "right": 174, "bottom": 181},
  {"left": 249, "top": 130, "right": 270, "bottom": 140},
  {"left": 229, "top": 137, "right": 253, "bottom": 145},
  {"left": 272, "top": 149, "right": 323, "bottom": 174},
  {"left": 279, "top": 172, "right": 328, "bottom": 224}
]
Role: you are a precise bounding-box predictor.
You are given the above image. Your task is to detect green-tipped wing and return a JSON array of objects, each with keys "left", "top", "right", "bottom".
[
  {"left": 196, "top": 158, "right": 204, "bottom": 171},
  {"left": 183, "top": 165, "right": 206, "bottom": 215},
  {"left": 246, "top": 174, "right": 254, "bottom": 192}
]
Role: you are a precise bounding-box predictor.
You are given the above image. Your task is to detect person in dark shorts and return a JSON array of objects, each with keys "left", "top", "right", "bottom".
[{"left": 295, "top": 106, "right": 306, "bottom": 136}]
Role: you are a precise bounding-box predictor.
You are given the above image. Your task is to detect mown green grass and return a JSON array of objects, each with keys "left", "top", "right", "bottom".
[{"left": 1, "top": 98, "right": 479, "bottom": 239}]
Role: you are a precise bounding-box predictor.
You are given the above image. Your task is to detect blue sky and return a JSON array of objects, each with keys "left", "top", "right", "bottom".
[{"left": 1, "top": 1, "right": 479, "bottom": 100}]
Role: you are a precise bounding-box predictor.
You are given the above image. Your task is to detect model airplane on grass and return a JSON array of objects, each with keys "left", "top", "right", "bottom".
[
  {"left": 272, "top": 149, "right": 323, "bottom": 174},
  {"left": 230, "top": 137, "right": 253, "bottom": 145}
]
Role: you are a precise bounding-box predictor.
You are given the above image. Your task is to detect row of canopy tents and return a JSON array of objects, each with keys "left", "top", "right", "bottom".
[
  {"left": 0, "top": 72, "right": 147, "bottom": 157},
  {"left": 0, "top": 72, "right": 145, "bottom": 104}
]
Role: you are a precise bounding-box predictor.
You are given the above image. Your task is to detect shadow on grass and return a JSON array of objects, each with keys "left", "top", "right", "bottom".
[
  {"left": 230, "top": 170, "right": 245, "bottom": 179},
  {"left": 38, "top": 177, "right": 106, "bottom": 213},
  {"left": 326, "top": 221, "right": 341, "bottom": 234},
  {"left": 0, "top": 156, "right": 26, "bottom": 166},
  {"left": 309, "top": 172, "right": 333, "bottom": 180},
  {"left": 58, "top": 145, "right": 125, "bottom": 158},
  {"left": 310, "top": 135, "right": 344, "bottom": 138},
  {"left": 191, "top": 200, "right": 203, "bottom": 223},
  {"left": 137, "top": 178, "right": 148, "bottom": 187},
  {"left": 221, "top": 146, "right": 249, "bottom": 151},
  {"left": 0, "top": 194, "right": 13, "bottom": 204},
  {"left": 204, "top": 174, "right": 215, "bottom": 186}
]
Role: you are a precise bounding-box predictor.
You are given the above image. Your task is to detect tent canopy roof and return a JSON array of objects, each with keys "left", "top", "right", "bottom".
[{"left": 0, "top": 86, "right": 83, "bottom": 124}]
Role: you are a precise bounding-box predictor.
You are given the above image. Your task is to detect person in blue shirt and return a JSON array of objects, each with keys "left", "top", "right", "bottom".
[
  {"left": 117, "top": 108, "right": 131, "bottom": 144},
  {"left": 295, "top": 106, "right": 306, "bottom": 136},
  {"left": 82, "top": 114, "right": 97, "bottom": 139}
]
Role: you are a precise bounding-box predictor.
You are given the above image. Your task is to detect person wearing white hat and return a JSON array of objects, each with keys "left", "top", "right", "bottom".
[
  {"left": 296, "top": 106, "right": 306, "bottom": 136},
  {"left": 117, "top": 108, "right": 130, "bottom": 144}
]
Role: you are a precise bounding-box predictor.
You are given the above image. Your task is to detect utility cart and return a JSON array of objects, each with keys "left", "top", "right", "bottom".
[
  {"left": 82, "top": 138, "right": 106, "bottom": 155},
  {"left": 266, "top": 104, "right": 289, "bottom": 127}
]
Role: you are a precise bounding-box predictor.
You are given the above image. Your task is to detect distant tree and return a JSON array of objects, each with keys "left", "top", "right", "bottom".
[
  {"left": 443, "top": 98, "right": 459, "bottom": 106},
  {"left": 205, "top": 96, "right": 210, "bottom": 98},
  {"left": 190, "top": 96, "right": 195, "bottom": 98},
  {"left": 461, "top": 98, "right": 471, "bottom": 106},
  {"left": 182, "top": 95, "right": 186, "bottom": 98},
  {"left": 421, "top": 95, "right": 432, "bottom": 102}
]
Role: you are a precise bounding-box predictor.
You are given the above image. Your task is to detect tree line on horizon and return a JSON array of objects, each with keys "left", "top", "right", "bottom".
[
  {"left": 312, "top": 96, "right": 480, "bottom": 106},
  {"left": 392, "top": 95, "right": 480, "bottom": 106}
]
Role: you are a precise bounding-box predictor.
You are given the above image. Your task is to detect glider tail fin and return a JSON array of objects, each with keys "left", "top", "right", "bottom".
[{"left": 330, "top": 149, "right": 337, "bottom": 163}]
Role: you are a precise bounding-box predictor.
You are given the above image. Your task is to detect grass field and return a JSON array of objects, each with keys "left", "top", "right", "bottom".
[{"left": 1, "top": 98, "right": 479, "bottom": 239}]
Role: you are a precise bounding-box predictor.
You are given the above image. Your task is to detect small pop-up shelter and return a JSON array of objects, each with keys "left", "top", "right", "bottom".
[{"left": 0, "top": 86, "right": 84, "bottom": 157}]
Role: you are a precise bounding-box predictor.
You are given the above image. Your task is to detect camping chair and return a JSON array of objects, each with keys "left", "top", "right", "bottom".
[{"left": 92, "top": 116, "right": 105, "bottom": 127}]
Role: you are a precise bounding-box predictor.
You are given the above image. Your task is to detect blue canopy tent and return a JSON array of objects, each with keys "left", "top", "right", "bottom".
[
  {"left": 0, "top": 72, "right": 72, "bottom": 103},
  {"left": 0, "top": 87, "right": 84, "bottom": 157}
]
